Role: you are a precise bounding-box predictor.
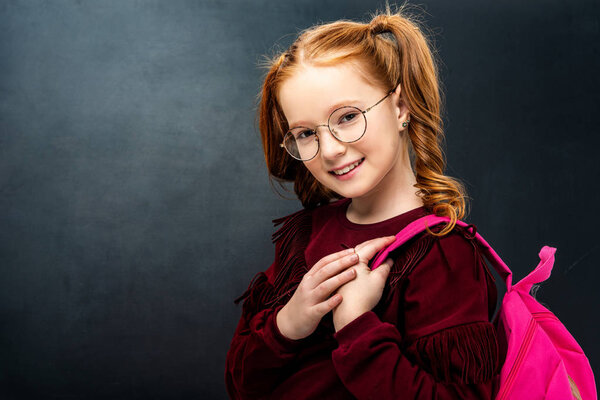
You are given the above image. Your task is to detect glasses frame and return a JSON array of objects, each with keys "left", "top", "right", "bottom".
[{"left": 279, "top": 88, "right": 396, "bottom": 161}]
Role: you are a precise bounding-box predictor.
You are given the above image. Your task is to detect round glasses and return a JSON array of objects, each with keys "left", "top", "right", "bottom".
[{"left": 279, "top": 88, "right": 395, "bottom": 161}]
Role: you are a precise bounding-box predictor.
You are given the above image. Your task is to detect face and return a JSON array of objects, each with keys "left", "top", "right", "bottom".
[{"left": 277, "top": 62, "right": 411, "bottom": 201}]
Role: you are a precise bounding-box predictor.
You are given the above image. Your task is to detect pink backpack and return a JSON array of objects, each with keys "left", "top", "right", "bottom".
[{"left": 371, "top": 215, "right": 597, "bottom": 400}]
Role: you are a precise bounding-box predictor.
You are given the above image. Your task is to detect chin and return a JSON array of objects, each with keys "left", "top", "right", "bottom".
[{"left": 328, "top": 184, "right": 370, "bottom": 200}]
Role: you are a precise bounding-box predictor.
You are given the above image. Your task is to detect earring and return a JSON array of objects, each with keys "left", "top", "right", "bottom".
[{"left": 402, "top": 120, "right": 410, "bottom": 128}]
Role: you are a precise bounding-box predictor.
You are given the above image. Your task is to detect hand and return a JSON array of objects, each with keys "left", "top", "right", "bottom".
[
  {"left": 276, "top": 247, "right": 361, "bottom": 340},
  {"left": 332, "top": 236, "right": 396, "bottom": 332}
]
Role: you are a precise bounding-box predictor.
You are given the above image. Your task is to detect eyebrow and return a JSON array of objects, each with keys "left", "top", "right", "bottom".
[{"left": 288, "top": 99, "right": 361, "bottom": 128}]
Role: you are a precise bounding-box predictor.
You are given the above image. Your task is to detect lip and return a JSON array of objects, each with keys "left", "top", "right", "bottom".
[{"left": 328, "top": 158, "right": 364, "bottom": 173}]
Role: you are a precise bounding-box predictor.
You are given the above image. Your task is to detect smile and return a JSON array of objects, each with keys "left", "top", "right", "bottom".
[{"left": 330, "top": 158, "right": 365, "bottom": 176}]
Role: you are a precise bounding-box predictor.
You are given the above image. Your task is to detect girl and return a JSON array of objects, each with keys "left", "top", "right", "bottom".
[{"left": 226, "top": 4, "right": 505, "bottom": 399}]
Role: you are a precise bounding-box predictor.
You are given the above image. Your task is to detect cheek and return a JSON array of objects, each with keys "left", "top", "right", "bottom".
[
  {"left": 303, "top": 160, "right": 326, "bottom": 179},
  {"left": 363, "top": 128, "right": 401, "bottom": 157}
]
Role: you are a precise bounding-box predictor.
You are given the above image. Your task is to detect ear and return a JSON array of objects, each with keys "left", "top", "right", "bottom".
[{"left": 392, "top": 83, "right": 411, "bottom": 132}]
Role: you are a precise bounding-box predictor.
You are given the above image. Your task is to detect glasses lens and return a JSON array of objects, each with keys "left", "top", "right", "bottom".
[
  {"left": 329, "top": 106, "right": 366, "bottom": 143},
  {"left": 283, "top": 128, "right": 319, "bottom": 160}
]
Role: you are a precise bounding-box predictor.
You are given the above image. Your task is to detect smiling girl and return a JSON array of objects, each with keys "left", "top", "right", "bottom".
[{"left": 226, "top": 4, "right": 504, "bottom": 399}]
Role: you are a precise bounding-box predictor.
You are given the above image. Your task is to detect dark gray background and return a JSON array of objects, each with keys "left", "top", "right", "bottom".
[{"left": 1, "top": 0, "right": 598, "bottom": 399}]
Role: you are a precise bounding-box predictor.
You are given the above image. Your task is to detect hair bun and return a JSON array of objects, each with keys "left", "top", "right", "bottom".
[
  {"left": 369, "top": 17, "right": 397, "bottom": 47},
  {"left": 369, "top": 15, "right": 390, "bottom": 36}
]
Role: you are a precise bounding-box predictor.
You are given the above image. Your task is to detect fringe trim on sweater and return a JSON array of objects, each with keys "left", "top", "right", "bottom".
[
  {"left": 380, "top": 225, "right": 439, "bottom": 304},
  {"left": 233, "top": 208, "right": 313, "bottom": 319},
  {"left": 408, "top": 321, "right": 501, "bottom": 384},
  {"left": 389, "top": 232, "right": 436, "bottom": 287},
  {"left": 234, "top": 213, "right": 493, "bottom": 326}
]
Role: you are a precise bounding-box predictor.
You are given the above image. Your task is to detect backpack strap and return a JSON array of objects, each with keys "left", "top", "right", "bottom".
[
  {"left": 370, "top": 215, "right": 514, "bottom": 291},
  {"left": 512, "top": 245, "right": 556, "bottom": 293}
]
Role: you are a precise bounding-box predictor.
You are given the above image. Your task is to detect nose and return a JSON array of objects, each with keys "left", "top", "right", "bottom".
[{"left": 317, "top": 125, "right": 346, "bottom": 160}]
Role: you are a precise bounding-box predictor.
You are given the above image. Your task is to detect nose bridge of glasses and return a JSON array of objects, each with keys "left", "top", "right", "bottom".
[
  {"left": 314, "top": 123, "right": 329, "bottom": 132},
  {"left": 312, "top": 123, "right": 341, "bottom": 144}
]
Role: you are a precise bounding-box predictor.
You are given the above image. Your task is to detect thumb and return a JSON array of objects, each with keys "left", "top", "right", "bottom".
[{"left": 375, "top": 258, "right": 393, "bottom": 278}]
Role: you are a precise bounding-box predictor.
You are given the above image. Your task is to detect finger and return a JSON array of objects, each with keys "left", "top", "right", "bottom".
[
  {"left": 375, "top": 258, "right": 393, "bottom": 276},
  {"left": 313, "top": 293, "right": 343, "bottom": 316},
  {"left": 306, "top": 248, "right": 355, "bottom": 277},
  {"left": 354, "top": 236, "right": 396, "bottom": 264},
  {"left": 310, "top": 254, "right": 358, "bottom": 289},
  {"left": 313, "top": 266, "right": 356, "bottom": 299}
]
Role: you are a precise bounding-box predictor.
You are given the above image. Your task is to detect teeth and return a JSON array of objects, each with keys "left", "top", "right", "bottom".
[{"left": 333, "top": 159, "right": 362, "bottom": 175}]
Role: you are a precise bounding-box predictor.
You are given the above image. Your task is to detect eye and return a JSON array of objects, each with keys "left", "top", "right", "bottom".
[
  {"left": 294, "top": 129, "right": 315, "bottom": 140},
  {"left": 338, "top": 111, "right": 360, "bottom": 124}
]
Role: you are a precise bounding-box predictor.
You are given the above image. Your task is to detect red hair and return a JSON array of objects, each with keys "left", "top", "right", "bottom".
[{"left": 256, "top": 2, "right": 470, "bottom": 237}]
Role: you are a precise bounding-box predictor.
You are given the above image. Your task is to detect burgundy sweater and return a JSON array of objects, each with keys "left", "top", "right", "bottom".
[{"left": 225, "top": 198, "right": 505, "bottom": 399}]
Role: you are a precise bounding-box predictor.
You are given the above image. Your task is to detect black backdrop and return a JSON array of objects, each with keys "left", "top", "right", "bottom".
[{"left": 1, "top": 1, "right": 598, "bottom": 399}]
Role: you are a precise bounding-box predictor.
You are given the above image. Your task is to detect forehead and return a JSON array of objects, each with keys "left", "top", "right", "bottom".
[{"left": 277, "top": 63, "right": 379, "bottom": 126}]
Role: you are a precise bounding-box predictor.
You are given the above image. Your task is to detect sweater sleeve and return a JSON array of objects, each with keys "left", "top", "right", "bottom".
[
  {"left": 225, "top": 300, "right": 309, "bottom": 399},
  {"left": 225, "top": 208, "right": 314, "bottom": 399},
  {"left": 331, "top": 226, "right": 501, "bottom": 399}
]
